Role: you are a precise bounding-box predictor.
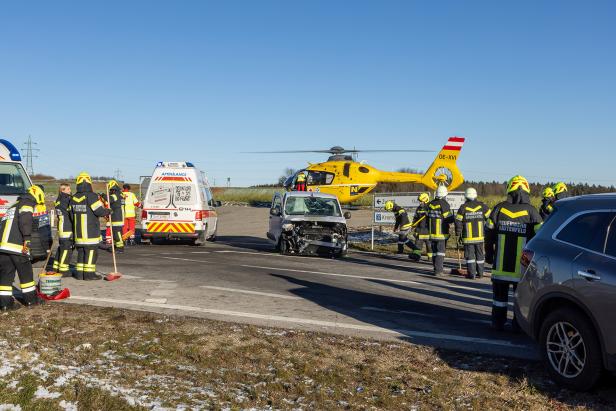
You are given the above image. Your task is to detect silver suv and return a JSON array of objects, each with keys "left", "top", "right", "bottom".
[{"left": 515, "top": 194, "right": 616, "bottom": 390}]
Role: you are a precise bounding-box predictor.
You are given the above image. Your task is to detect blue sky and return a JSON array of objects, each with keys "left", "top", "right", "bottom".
[{"left": 1, "top": 1, "right": 615, "bottom": 186}]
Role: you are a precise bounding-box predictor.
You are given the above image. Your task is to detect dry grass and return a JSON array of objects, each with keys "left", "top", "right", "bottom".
[{"left": 0, "top": 304, "right": 614, "bottom": 410}]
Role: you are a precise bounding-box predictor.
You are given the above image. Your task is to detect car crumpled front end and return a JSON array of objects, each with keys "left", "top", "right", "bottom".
[{"left": 280, "top": 220, "right": 347, "bottom": 256}]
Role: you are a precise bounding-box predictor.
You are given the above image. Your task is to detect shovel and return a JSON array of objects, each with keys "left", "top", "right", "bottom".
[{"left": 104, "top": 185, "right": 123, "bottom": 282}]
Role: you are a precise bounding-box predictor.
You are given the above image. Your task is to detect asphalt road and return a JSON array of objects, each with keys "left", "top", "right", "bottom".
[{"left": 51, "top": 206, "right": 537, "bottom": 360}]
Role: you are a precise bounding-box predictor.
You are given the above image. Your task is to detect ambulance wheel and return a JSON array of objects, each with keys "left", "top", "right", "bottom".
[{"left": 191, "top": 229, "right": 207, "bottom": 246}]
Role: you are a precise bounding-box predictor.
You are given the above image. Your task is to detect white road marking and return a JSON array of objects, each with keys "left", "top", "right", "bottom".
[
  {"left": 214, "top": 250, "right": 273, "bottom": 256},
  {"left": 199, "top": 286, "right": 302, "bottom": 300},
  {"left": 145, "top": 298, "right": 168, "bottom": 304},
  {"left": 242, "top": 264, "right": 421, "bottom": 285},
  {"left": 68, "top": 296, "right": 529, "bottom": 348},
  {"left": 118, "top": 274, "right": 142, "bottom": 279},
  {"left": 190, "top": 251, "right": 211, "bottom": 254},
  {"left": 161, "top": 256, "right": 210, "bottom": 263},
  {"left": 137, "top": 279, "right": 177, "bottom": 283}
]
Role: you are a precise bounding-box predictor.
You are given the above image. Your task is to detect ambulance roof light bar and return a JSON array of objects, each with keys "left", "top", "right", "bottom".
[
  {"left": 155, "top": 161, "right": 195, "bottom": 168},
  {"left": 0, "top": 139, "right": 22, "bottom": 161}
]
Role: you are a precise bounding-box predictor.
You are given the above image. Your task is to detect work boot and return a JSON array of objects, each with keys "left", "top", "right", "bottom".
[
  {"left": 466, "top": 274, "right": 476, "bottom": 280},
  {"left": 397, "top": 244, "right": 405, "bottom": 254},
  {"left": 0, "top": 299, "right": 21, "bottom": 312},
  {"left": 23, "top": 295, "right": 45, "bottom": 307},
  {"left": 83, "top": 273, "right": 102, "bottom": 281},
  {"left": 491, "top": 321, "right": 505, "bottom": 332},
  {"left": 115, "top": 247, "right": 125, "bottom": 254},
  {"left": 408, "top": 253, "right": 420, "bottom": 262}
]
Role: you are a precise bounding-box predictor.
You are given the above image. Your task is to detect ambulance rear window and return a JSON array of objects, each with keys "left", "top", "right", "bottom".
[{"left": 0, "top": 163, "right": 30, "bottom": 195}]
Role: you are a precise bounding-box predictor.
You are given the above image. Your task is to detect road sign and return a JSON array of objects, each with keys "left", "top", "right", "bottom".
[{"left": 372, "top": 191, "right": 467, "bottom": 225}]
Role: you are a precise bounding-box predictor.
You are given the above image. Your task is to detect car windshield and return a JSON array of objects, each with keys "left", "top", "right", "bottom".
[
  {"left": 0, "top": 163, "right": 31, "bottom": 195},
  {"left": 284, "top": 196, "right": 341, "bottom": 217}
]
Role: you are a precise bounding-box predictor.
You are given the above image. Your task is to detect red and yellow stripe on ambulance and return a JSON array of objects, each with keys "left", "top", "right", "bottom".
[{"left": 146, "top": 222, "right": 196, "bottom": 233}]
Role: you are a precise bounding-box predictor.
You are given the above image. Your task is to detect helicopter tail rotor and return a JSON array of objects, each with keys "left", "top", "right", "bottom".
[{"left": 420, "top": 137, "right": 465, "bottom": 190}]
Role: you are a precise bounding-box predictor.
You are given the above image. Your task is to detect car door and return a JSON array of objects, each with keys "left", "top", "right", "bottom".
[
  {"left": 268, "top": 194, "right": 283, "bottom": 243},
  {"left": 567, "top": 212, "right": 616, "bottom": 348}
]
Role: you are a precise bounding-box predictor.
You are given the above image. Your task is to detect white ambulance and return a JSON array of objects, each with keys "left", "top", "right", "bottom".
[
  {"left": 0, "top": 139, "right": 33, "bottom": 217},
  {"left": 141, "top": 161, "right": 219, "bottom": 245}
]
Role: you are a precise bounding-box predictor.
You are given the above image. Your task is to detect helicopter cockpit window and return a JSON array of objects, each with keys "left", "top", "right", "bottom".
[
  {"left": 358, "top": 166, "right": 370, "bottom": 173},
  {"left": 306, "top": 171, "right": 334, "bottom": 185}
]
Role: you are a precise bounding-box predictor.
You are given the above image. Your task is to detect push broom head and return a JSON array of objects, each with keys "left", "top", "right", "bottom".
[
  {"left": 104, "top": 272, "right": 123, "bottom": 281},
  {"left": 450, "top": 267, "right": 468, "bottom": 276}
]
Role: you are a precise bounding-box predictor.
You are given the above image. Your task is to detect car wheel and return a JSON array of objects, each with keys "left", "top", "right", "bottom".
[
  {"left": 539, "top": 307, "right": 603, "bottom": 391},
  {"left": 279, "top": 238, "right": 289, "bottom": 255}
]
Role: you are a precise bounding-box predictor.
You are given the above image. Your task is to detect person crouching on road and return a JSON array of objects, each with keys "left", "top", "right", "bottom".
[
  {"left": 455, "top": 188, "right": 491, "bottom": 279},
  {"left": 384, "top": 200, "right": 421, "bottom": 261},
  {"left": 70, "top": 172, "right": 111, "bottom": 280},
  {"left": 122, "top": 184, "right": 141, "bottom": 245},
  {"left": 411, "top": 192, "right": 431, "bottom": 261},
  {"left": 539, "top": 186, "right": 555, "bottom": 220},
  {"left": 53, "top": 183, "right": 74, "bottom": 277},
  {"left": 107, "top": 180, "right": 125, "bottom": 254},
  {"left": 485, "top": 175, "right": 542, "bottom": 331},
  {"left": 0, "top": 185, "right": 46, "bottom": 310},
  {"left": 428, "top": 186, "right": 453, "bottom": 276}
]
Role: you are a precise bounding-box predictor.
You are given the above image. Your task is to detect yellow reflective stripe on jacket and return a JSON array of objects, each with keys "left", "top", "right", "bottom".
[
  {"left": 91, "top": 200, "right": 103, "bottom": 211},
  {"left": 500, "top": 208, "right": 529, "bottom": 219},
  {"left": 19, "top": 205, "right": 33, "bottom": 213},
  {"left": 465, "top": 205, "right": 482, "bottom": 212},
  {"left": 0, "top": 242, "right": 24, "bottom": 253},
  {"left": 455, "top": 214, "right": 463, "bottom": 221}
]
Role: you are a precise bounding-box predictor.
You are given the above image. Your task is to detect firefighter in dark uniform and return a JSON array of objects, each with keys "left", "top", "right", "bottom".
[
  {"left": 0, "top": 185, "right": 46, "bottom": 310},
  {"left": 70, "top": 172, "right": 111, "bottom": 280},
  {"left": 485, "top": 175, "right": 543, "bottom": 331},
  {"left": 553, "top": 182, "right": 569, "bottom": 201},
  {"left": 455, "top": 188, "right": 491, "bottom": 279},
  {"left": 411, "top": 192, "right": 431, "bottom": 260},
  {"left": 53, "top": 183, "right": 73, "bottom": 276},
  {"left": 384, "top": 200, "right": 421, "bottom": 261},
  {"left": 428, "top": 186, "right": 454, "bottom": 275},
  {"left": 107, "top": 180, "right": 125, "bottom": 253},
  {"left": 539, "top": 186, "right": 555, "bottom": 220}
]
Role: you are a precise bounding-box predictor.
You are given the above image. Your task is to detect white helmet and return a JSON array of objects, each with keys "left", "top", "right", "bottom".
[
  {"left": 465, "top": 187, "right": 477, "bottom": 201},
  {"left": 435, "top": 185, "right": 448, "bottom": 199}
]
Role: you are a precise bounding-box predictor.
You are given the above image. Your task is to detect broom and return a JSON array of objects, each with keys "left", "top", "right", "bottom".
[
  {"left": 104, "top": 184, "right": 123, "bottom": 282},
  {"left": 450, "top": 236, "right": 468, "bottom": 276}
]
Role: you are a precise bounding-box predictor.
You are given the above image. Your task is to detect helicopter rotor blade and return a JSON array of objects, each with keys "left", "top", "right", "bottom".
[{"left": 242, "top": 149, "right": 435, "bottom": 154}]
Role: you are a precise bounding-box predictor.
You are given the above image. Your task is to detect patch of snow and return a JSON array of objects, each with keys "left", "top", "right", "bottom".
[
  {"left": 58, "top": 400, "right": 78, "bottom": 411},
  {"left": 74, "top": 343, "right": 92, "bottom": 351},
  {"left": 34, "top": 386, "right": 62, "bottom": 399},
  {"left": 0, "top": 405, "right": 22, "bottom": 411}
]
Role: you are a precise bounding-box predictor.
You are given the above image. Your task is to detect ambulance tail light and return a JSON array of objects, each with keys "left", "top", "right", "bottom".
[
  {"left": 141, "top": 210, "right": 148, "bottom": 220},
  {"left": 195, "top": 211, "right": 203, "bottom": 221}
]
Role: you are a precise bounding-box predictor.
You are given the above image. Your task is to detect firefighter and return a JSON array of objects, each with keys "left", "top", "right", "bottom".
[
  {"left": 384, "top": 200, "right": 421, "bottom": 261},
  {"left": 411, "top": 192, "right": 431, "bottom": 260},
  {"left": 485, "top": 175, "right": 542, "bottom": 331},
  {"left": 455, "top": 188, "right": 491, "bottom": 279},
  {"left": 52, "top": 183, "right": 73, "bottom": 277},
  {"left": 295, "top": 173, "right": 307, "bottom": 191},
  {"left": 70, "top": 172, "right": 111, "bottom": 280},
  {"left": 427, "top": 186, "right": 454, "bottom": 275},
  {"left": 122, "top": 184, "right": 141, "bottom": 245},
  {"left": 539, "top": 186, "right": 555, "bottom": 220},
  {"left": 0, "top": 185, "right": 46, "bottom": 310},
  {"left": 107, "top": 180, "right": 125, "bottom": 253},
  {"left": 553, "top": 182, "right": 569, "bottom": 201}
]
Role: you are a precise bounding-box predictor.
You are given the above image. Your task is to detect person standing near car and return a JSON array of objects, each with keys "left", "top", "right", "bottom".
[
  {"left": 412, "top": 192, "right": 431, "bottom": 260},
  {"left": 428, "top": 186, "right": 454, "bottom": 275},
  {"left": 485, "top": 175, "right": 542, "bottom": 331},
  {"left": 539, "top": 186, "right": 555, "bottom": 220},
  {"left": 53, "top": 183, "right": 74, "bottom": 277},
  {"left": 455, "top": 187, "right": 491, "bottom": 279},
  {"left": 384, "top": 200, "right": 421, "bottom": 261},
  {"left": 122, "top": 184, "right": 141, "bottom": 245}
]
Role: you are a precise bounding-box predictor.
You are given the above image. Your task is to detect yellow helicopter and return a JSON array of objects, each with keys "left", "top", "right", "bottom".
[{"left": 259, "top": 137, "right": 466, "bottom": 204}]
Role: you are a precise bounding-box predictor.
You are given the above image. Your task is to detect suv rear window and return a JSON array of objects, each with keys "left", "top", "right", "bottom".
[{"left": 556, "top": 212, "right": 615, "bottom": 253}]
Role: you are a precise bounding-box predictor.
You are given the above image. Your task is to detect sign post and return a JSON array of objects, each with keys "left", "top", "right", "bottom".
[{"left": 370, "top": 191, "right": 466, "bottom": 250}]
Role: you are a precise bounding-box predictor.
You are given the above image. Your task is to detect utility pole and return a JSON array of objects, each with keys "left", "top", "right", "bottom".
[
  {"left": 22, "top": 136, "right": 39, "bottom": 175},
  {"left": 114, "top": 169, "right": 123, "bottom": 181}
]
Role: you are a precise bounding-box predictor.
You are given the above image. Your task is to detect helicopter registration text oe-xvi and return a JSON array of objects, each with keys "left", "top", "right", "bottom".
[{"left": 284, "top": 137, "right": 465, "bottom": 204}]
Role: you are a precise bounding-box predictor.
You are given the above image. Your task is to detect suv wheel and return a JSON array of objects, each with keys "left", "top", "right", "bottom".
[{"left": 539, "top": 307, "right": 603, "bottom": 390}]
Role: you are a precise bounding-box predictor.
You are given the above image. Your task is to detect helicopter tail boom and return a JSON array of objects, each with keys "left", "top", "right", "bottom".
[{"left": 420, "top": 136, "right": 465, "bottom": 190}]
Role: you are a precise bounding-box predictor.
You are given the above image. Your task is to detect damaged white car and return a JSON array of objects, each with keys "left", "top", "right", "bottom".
[{"left": 267, "top": 191, "right": 350, "bottom": 257}]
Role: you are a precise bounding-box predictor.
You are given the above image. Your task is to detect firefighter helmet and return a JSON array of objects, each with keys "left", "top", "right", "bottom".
[
  {"left": 28, "top": 185, "right": 45, "bottom": 205},
  {"left": 76, "top": 172, "right": 92, "bottom": 185},
  {"left": 418, "top": 192, "right": 430, "bottom": 203},
  {"left": 553, "top": 182, "right": 568, "bottom": 195},
  {"left": 507, "top": 175, "right": 530, "bottom": 193},
  {"left": 464, "top": 187, "right": 477, "bottom": 201},
  {"left": 542, "top": 187, "right": 555, "bottom": 198},
  {"left": 107, "top": 179, "right": 120, "bottom": 190},
  {"left": 384, "top": 200, "right": 394, "bottom": 211},
  {"left": 435, "top": 185, "right": 448, "bottom": 199}
]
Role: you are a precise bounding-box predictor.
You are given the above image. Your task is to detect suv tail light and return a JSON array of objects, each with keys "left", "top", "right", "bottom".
[
  {"left": 520, "top": 248, "right": 534, "bottom": 269},
  {"left": 195, "top": 211, "right": 203, "bottom": 221},
  {"left": 141, "top": 210, "right": 147, "bottom": 219}
]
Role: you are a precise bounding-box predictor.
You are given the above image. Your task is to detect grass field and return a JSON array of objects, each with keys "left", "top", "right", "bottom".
[{"left": 0, "top": 304, "right": 614, "bottom": 410}]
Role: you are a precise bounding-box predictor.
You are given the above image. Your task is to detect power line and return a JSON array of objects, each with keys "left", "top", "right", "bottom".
[{"left": 21, "top": 135, "right": 39, "bottom": 175}]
